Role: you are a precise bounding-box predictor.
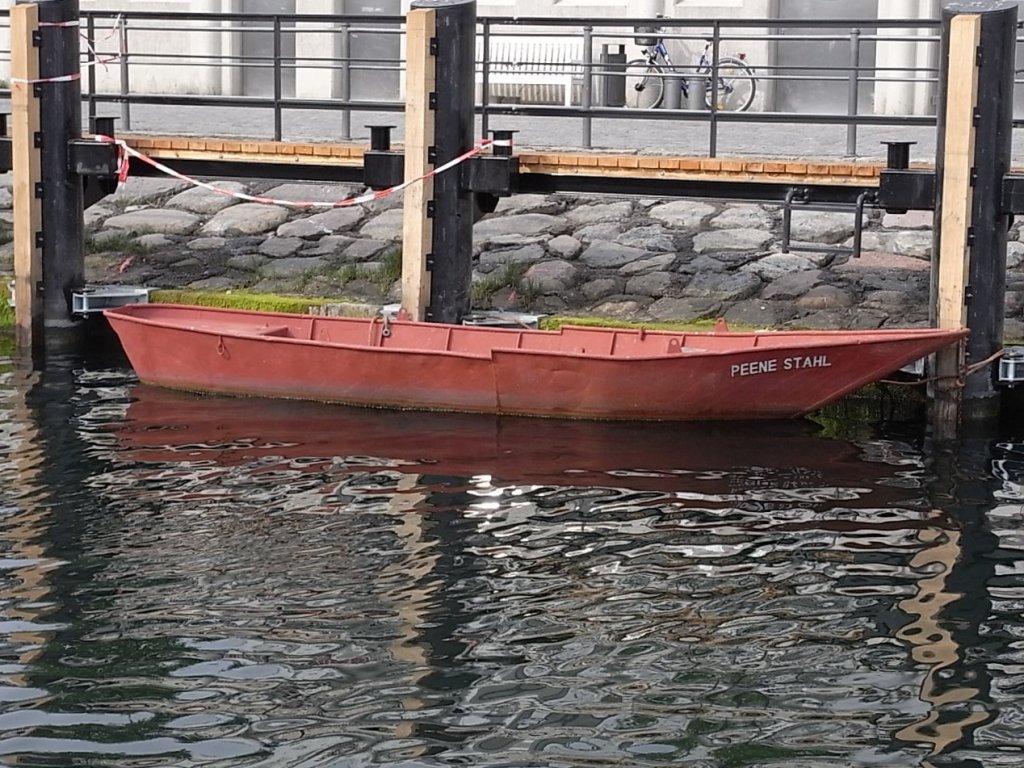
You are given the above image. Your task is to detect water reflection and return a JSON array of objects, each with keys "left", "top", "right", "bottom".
[{"left": 0, "top": 359, "right": 1022, "bottom": 766}]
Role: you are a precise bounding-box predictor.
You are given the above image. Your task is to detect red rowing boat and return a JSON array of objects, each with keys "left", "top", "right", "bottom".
[{"left": 104, "top": 303, "right": 967, "bottom": 421}]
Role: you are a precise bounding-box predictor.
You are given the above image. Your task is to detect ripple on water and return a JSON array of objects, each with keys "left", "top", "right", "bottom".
[{"left": 0, "top": 365, "right": 1023, "bottom": 766}]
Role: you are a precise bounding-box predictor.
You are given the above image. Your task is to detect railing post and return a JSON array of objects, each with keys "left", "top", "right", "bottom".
[
  {"left": 480, "top": 19, "right": 490, "bottom": 140},
  {"left": 846, "top": 28, "right": 861, "bottom": 157},
  {"left": 273, "top": 15, "right": 283, "bottom": 141},
  {"left": 932, "top": 1, "right": 1017, "bottom": 437},
  {"left": 708, "top": 20, "right": 720, "bottom": 158},
  {"left": 581, "top": 25, "right": 592, "bottom": 149},
  {"left": 85, "top": 14, "right": 96, "bottom": 129},
  {"left": 119, "top": 14, "right": 130, "bottom": 130},
  {"left": 338, "top": 22, "right": 351, "bottom": 141}
]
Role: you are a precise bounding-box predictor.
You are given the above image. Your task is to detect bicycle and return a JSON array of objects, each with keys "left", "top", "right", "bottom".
[{"left": 624, "top": 23, "right": 757, "bottom": 112}]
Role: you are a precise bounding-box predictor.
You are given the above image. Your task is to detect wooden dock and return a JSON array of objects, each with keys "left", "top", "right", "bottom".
[{"left": 121, "top": 134, "right": 891, "bottom": 190}]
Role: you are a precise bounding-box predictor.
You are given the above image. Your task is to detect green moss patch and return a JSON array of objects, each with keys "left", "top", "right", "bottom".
[
  {"left": 539, "top": 315, "right": 751, "bottom": 333},
  {"left": 0, "top": 298, "right": 12, "bottom": 329},
  {"left": 150, "top": 289, "right": 337, "bottom": 314},
  {"left": 85, "top": 231, "right": 153, "bottom": 256}
]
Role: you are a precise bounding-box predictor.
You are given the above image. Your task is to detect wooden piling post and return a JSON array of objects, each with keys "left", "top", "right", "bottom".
[
  {"left": 932, "top": 13, "right": 981, "bottom": 436},
  {"left": 932, "top": 2, "right": 1017, "bottom": 438},
  {"left": 401, "top": 7, "right": 437, "bottom": 322},
  {"left": 403, "top": 0, "right": 477, "bottom": 324},
  {"left": 10, "top": 0, "right": 86, "bottom": 358},
  {"left": 11, "top": 2, "right": 44, "bottom": 356}
]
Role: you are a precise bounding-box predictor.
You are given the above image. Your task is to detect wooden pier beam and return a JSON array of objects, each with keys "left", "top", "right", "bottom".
[
  {"left": 932, "top": 2, "right": 1017, "bottom": 438},
  {"left": 11, "top": 2, "right": 44, "bottom": 356}
]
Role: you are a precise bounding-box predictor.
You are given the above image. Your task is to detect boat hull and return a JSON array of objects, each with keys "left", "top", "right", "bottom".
[{"left": 104, "top": 304, "right": 968, "bottom": 421}]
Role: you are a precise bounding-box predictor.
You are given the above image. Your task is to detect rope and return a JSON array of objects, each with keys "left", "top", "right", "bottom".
[{"left": 880, "top": 347, "right": 1005, "bottom": 389}]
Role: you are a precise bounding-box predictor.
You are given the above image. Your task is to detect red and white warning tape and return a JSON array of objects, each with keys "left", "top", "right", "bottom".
[
  {"left": 95, "top": 135, "right": 512, "bottom": 209},
  {"left": 81, "top": 14, "right": 125, "bottom": 72},
  {"left": 10, "top": 73, "right": 82, "bottom": 85},
  {"left": 11, "top": 16, "right": 124, "bottom": 85}
]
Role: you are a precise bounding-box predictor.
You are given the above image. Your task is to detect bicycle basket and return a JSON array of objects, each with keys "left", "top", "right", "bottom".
[{"left": 633, "top": 25, "right": 660, "bottom": 47}]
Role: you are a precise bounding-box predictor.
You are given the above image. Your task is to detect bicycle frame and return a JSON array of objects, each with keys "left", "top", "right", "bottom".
[
  {"left": 645, "top": 39, "right": 740, "bottom": 72},
  {"left": 627, "top": 28, "right": 757, "bottom": 112},
  {"left": 640, "top": 38, "right": 747, "bottom": 100},
  {"left": 640, "top": 40, "right": 672, "bottom": 68}
]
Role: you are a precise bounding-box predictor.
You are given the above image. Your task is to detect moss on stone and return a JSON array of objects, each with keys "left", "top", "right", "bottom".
[
  {"left": 0, "top": 299, "right": 12, "bottom": 331},
  {"left": 150, "top": 289, "right": 335, "bottom": 314},
  {"left": 539, "top": 315, "right": 745, "bottom": 332}
]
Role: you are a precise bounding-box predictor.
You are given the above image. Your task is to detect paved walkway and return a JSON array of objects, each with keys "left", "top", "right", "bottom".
[{"left": 109, "top": 102, "right": 1024, "bottom": 165}]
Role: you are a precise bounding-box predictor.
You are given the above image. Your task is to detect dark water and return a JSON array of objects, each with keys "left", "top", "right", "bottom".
[{"left": 2, "top": 353, "right": 1024, "bottom": 768}]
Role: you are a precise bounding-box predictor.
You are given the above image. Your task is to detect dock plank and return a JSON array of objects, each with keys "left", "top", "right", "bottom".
[{"left": 117, "top": 134, "right": 892, "bottom": 187}]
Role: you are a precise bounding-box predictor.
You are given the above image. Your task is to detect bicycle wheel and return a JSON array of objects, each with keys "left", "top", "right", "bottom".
[
  {"left": 705, "top": 57, "right": 756, "bottom": 112},
  {"left": 623, "top": 60, "right": 664, "bottom": 109}
]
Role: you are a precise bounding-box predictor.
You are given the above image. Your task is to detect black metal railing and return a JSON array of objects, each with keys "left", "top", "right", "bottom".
[{"left": 0, "top": 10, "right": 1017, "bottom": 159}]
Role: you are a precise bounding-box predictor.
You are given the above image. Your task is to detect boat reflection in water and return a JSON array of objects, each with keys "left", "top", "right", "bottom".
[
  {"left": 119, "top": 385, "right": 917, "bottom": 500},
  {"left": 3, "top": 376, "right": 1015, "bottom": 768}
]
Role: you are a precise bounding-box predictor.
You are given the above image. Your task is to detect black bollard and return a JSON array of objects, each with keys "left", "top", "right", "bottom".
[
  {"left": 27, "top": 0, "right": 85, "bottom": 353},
  {"left": 410, "top": 0, "right": 476, "bottom": 325},
  {"left": 883, "top": 140, "right": 915, "bottom": 172},
  {"left": 932, "top": 1, "right": 1016, "bottom": 435},
  {"left": 368, "top": 125, "right": 395, "bottom": 152}
]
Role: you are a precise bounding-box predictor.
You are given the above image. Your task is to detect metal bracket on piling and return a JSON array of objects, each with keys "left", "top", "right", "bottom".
[
  {"left": 466, "top": 129, "right": 520, "bottom": 216},
  {"left": 877, "top": 141, "right": 937, "bottom": 213},
  {"left": 74, "top": 116, "right": 122, "bottom": 208},
  {"left": 362, "top": 125, "right": 405, "bottom": 190}
]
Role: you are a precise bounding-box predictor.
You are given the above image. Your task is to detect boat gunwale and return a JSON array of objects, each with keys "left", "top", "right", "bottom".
[{"left": 103, "top": 304, "right": 970, "bottom": 364}]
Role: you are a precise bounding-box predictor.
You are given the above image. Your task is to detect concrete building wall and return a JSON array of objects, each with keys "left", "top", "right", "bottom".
[
  {"left": 0, "top": 0, "right": 228, "bottom": 94},
  {"left": 776, "top": 0, "right": 877, "bottom": 114},
  {"left": 78, "top": 0, "right": 229, "bottom": 95},
  {"left": 873, "top": 0, "right": 940, "bottom": 116}
]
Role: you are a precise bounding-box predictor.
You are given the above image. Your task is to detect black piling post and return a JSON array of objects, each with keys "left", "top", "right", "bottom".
[
  {"left": 932, "top": 2, "right": 1017, "bottom": 436},
  {"left": 410, "top": 0, "right": 476, "bottom": 325},
  {"left": 29, "top": 0, "right": 85, "bottom": 353}
]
